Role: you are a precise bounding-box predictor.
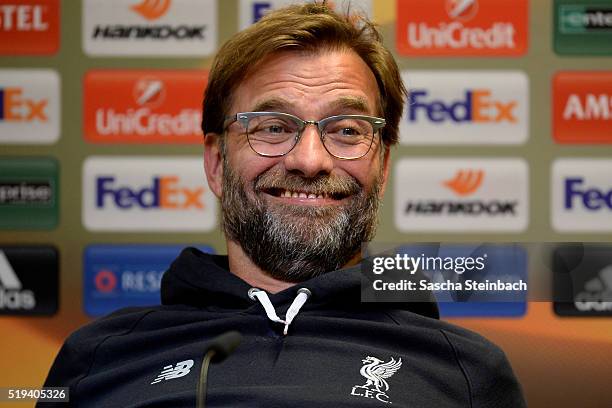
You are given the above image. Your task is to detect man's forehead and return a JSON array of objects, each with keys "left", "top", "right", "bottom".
[{"left": 232, "top": 49, "right": 381, "bottom": 115}]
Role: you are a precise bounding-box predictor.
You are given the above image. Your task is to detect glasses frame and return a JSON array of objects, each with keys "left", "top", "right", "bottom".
[{"left": 224, "top": 111, "right": 386, "bottom": 160}]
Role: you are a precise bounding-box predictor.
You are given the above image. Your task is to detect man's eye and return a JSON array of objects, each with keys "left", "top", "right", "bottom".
[
  {"left": 266, "top": 125, "right": 286, "bottom": 134},
  {"left": 340, "top": 127, "right": 359, "bottom": 136}
]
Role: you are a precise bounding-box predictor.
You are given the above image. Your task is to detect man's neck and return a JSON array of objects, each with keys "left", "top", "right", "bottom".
[
  {"left": 226, "top": 240, "right": 362, "bottom": 294},
  {"left": 226, "top": 240, "right": 294, "bottom": 293}
]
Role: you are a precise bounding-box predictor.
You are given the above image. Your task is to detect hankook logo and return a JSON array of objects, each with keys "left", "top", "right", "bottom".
[
  {"left": 395, "top": 158, "right": 528, "bottom": 232},
  {"left": 83, "top": 0, "right": 217, "bottom": 57},
  {"left": 131, "top": 0, "right": 172, "bottom": 20}
]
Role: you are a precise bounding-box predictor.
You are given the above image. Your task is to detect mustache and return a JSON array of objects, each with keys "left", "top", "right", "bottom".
[{"left": 254, "top": 167, "right": 361, "bottom": 197}]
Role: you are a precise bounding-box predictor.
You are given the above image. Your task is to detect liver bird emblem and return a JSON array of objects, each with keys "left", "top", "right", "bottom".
[{"left": 359, "top": 356, "right": 403, "bottom": 393}]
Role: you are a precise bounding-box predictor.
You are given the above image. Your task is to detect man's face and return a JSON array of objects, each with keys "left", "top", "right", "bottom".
[{"left": 205, "top": 49, "right": 390, "bottom": 282}]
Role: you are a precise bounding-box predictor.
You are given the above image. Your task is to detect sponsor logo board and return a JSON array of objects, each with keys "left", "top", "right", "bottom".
[
  {"left": 84, "top": 244, "right": 214, "bottom": 316},
  {"left": 554, "top": 0, "right": 612, "bottom": 55},
  {"left": 238, "top": 0, "right": 372, "bottom": 30},
  {"left": 394, "top": 158, "right": 528, "bottom": 232},
  {"left": 396, "top": 0, "right": 528, "bottom": 56},
  {"left": 0, "top": 157, "right": 58, "bottom": 229},
  {"left": 400, "top": 71, "right": 528, "bottom": 145},
  {"left": 84, "top": 70, "right": 207, "bottom": 144},
  {"left": 0, "top": 0, "right": 59, "bottom": 55},
  {"left": 552, "top": 159, "right": 612, "bottom": 232},
  {"left": 83, "top": 156, "right": 217, "bottom": 231},
  {"left": 0, "top": 69, "right": 60, "bottom": 144},
  {"left": 83, "top": 0, "right": 217, "bottom": 57},
  {"left": 553, "top": 71, "right": 612, "bottom": 143},
  {"left": 0, "top": 246, "right": 58, "bottom": 315},
  {"left": 554, "top": 244, "right": 612, "bottom": 316}
]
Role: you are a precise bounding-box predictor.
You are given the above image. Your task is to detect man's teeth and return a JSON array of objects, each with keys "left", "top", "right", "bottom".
[{"left": 279, "top": 190, "right": 327, "bottom": 199}]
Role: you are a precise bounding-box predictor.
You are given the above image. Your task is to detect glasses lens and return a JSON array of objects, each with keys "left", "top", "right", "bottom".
[
  {"left": 322, "top": 118, "right": 374, "bottom": 159},
  {"left": 247, "top": 114, "right": 299, "bottom": 156}
]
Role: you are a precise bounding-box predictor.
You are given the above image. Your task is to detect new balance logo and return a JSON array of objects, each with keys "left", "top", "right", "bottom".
[
  {"left": 443, "top": 169, "right": 484, "bottom": 196},
  {"left": 131, "top": 0, "right": 172, "bottom": 21},
  {"left": 150, "top": 359, "right": 194, "bottom": 384},
  {"left": 0, "top": 250, "right": 36, "bottom": 310}
]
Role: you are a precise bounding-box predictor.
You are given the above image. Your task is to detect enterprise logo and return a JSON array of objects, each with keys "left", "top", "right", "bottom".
[
  {"left": 400, "top": 71, "right": 528, "bottom": 145},
  {"left": 554, "top": 1, "right": 612, "bottom": 55},
  {"left": 396, "top": 0, "right": 528, "bottom": 56},
  {"left": 83, "top": 157, "right": 216, "bottom": 232},
  {"left": 84, "top": 70, "right": 207, "bottom": 144},
  {"left": 395, "top": 158, "right": 528, "bottom": 232},
  {"left": 83, "top": 0, "right": 217, "bottom": 57}
]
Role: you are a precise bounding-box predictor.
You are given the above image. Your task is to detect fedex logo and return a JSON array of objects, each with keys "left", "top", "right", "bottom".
[
  {"left": 83, "top": 157, "right": 216, "bottom": 232},
  {"left": 553, "top": 159, "right": 612, "bottom": 232},
  {"left": 0, "top": 69, "right": 59, "bottom": 144},
  {"left": 408, "top": 89, "right": 517, "bottom": 123},
  {"left": 96, "top": 176, "right": 204, "bottom": 209},
  {"left": 400, "top": 71, "right": 528, "bottom": 145},
  {"left": 238, "top": 0, "right": 372, "bottom": 30},
  {"left": 553, "top": 72, "right": 612, "bottom": 144},
  {"left": 0, "top": 87, "right": 48, "bottom": 122},
  {"left": 564, "top": 178, "right": 611, "bottom": 211}
]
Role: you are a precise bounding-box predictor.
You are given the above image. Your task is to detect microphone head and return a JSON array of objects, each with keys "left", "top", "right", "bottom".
[{"left": 209, "top": 331, "right": 242, "bottom": 362}]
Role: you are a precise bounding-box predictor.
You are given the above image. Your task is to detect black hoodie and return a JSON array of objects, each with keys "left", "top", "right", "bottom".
[{"left": 39, "top": 247, "right": 526, "bottom": 407}]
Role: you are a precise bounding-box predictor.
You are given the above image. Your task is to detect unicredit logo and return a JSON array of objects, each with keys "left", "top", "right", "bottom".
[
  {"left": 84, "top": 70, "right": 206, "bottom": 144},
  {"left": 445, "top": 0, "right": 478, "bottom": 21},
  {"left": 96, "top": 175, "right": 204, "bottom": 210},
  {"left": 408, "top": 89, "right": 517, "bottom": 124},
  {"left": 131, "top": 0, "right": 172, "bottom": 21},
  {"left": 396, "top": 0, "right": 528, "bottom": 56}
]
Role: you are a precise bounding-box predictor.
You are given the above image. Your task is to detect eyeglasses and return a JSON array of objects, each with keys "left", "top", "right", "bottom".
[{"left": 223, "top": 111, "right": 386, "bottom": 160}]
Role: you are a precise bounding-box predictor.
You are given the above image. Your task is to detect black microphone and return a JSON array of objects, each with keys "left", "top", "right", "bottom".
[{"left": 196, "top": 331, "right": 242, "bottom": 408}]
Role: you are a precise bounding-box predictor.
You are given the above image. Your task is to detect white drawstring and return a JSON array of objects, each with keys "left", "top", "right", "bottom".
[{"left": 248, "top": 287, "right": 312, "bottom": 335}]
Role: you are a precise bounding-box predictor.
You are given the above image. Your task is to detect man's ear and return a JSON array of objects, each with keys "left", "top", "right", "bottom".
[
  {"left": 378, "top": 146, "right": 391, "bottom": 198},
  {"left": 203, "top": 132, "right": 223, "bottom": 199}
]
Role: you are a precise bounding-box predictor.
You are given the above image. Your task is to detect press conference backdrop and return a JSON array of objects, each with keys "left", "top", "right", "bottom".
[{"left": 1, "top": 1, "right": 612, "bottom": 407}]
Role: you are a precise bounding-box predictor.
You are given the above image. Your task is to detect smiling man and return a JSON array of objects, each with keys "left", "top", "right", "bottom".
[{"left": 40, "top": 3, "right": 526, "bottom": 407}]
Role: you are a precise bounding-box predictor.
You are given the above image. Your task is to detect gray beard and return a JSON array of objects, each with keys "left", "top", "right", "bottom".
[{"left": 220, "top": 158, "right": 382, "bottom": 282}]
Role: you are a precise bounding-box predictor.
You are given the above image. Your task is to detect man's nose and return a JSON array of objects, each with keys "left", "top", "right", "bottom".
[{"left": 283, "top": 124, "right": 334, "bottom": 177}]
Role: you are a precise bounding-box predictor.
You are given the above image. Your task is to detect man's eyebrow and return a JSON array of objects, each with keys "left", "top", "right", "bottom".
[
  {"left": 251, "top": 98, "right": 292, "bottom": 113},
  {"left": 330, "top": 96, "right": 371, "bottom": 114}
]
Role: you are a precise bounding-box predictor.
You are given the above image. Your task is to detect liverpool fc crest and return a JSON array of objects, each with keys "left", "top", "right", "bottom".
[{"left": 351, "top": 356, "right": 402, "bottom": 404}]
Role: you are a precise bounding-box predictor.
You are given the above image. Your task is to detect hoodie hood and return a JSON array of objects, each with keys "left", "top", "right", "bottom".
[{"left": 161, "top": 247, "right": 439, "bottom": 319}]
